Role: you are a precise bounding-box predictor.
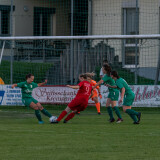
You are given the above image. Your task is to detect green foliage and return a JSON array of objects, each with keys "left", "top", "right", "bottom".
[
  {"left": 0, "top": 106, "right": 160, "bottom": 160},
  {"left": 0, "top": 60, "right": 53, "bottom": 84}
]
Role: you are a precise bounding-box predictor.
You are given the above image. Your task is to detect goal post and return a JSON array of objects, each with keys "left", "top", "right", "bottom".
[{"left": 0, "top": 34, "right": 160, "bottom": 85}]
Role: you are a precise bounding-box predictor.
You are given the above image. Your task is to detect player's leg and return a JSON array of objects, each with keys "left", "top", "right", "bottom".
[
  {"left": 63, "top": 110, "right": 77, "bottom": 123},
  {"left": 123, "top": 106, "right": 137, "bottom": 123},
  {"left": 110, "top": 90, "right": 122, "bottom": 122},
  {"left": 36, "top": 102, "right": 52, "bottom": 118},
  {"left": 111, "top": 101, "right": 123, "bottom": 123},
  {"left": 123, "top": 95, "right": 141, "bottom": 124},
  {"left": 93, "top": 96, "right": 101, "bottom": 114},
  {"left": 56, "top": 106, "right": 71, "bottom": 122},
  {"left": 106, "top": 98, "right": 114, "bottom": 122},
  {"left": 53, "top": 98, "right": 82, "bottom": 123},
  {"left": 64, "top": 102, "right": 87, "bottom": 123},
  {"left": 29, "top": 101, "right": 43, "bottom": 123}
]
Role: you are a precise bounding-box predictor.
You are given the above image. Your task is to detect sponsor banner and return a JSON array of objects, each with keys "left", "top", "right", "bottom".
[
  {"left": 0, "top": 85, "right": 23, "bottom": 106},
  {"left": 32, "top": 86, "right": 95, "bottom": 105},
  {"left": 0, "top": 85, "right": 160, "bottom": 107},
  {"left": 101, "top": 85, "right": 160, "bottom": 107}
]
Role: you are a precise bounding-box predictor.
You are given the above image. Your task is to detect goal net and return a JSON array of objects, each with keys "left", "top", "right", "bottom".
[{"left": 0, "top": 35, "right": 160, "bottom": 85}]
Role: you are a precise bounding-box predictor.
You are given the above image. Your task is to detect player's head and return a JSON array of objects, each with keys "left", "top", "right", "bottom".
[
  {"left": 103, "top": 59, "right": 108, "bottom": 65},
  {"left": 111, "top": 70, "right": 120, "bottom": 80},
  {"left": 85, "top": 72, "right": 95, "bottom": 80},
  {"left": 26, "top": 73, "right": 34, "bottom": 83},
  {"left": 79, "top": 74, "right": 87, "bottom": 82},
  {"left": 102, "top": 63, "right": 112, "bottom": 76}
]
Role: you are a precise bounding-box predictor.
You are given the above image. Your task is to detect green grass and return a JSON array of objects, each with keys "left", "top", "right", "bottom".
[
  {"left": 0, "top": 106, "right": 160, "bottom": 160},
  {"left": 0, "top": 60, "right": 53, "bottom": 84}
]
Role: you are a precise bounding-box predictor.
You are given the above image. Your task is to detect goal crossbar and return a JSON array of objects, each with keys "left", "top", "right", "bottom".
[{"left": 1, "top": 34, "right": 160, "bottom": 40}]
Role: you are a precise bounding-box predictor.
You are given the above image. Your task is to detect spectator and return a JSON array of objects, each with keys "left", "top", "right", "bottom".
[{"left": 100, "top": 59, "right": 108, "bottom": 78}]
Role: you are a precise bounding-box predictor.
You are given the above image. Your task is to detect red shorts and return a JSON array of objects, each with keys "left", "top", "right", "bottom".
[{"left": 68, "top": 97, "right": 88, "bottom": 112}]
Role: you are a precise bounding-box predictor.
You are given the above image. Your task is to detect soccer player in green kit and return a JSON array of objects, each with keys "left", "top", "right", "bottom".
[
  {"left": 12, "top": 73, "right": 54, "bottom": 124},
  {"left": 93, "top": 64, "right": 123, "bottom": 123},
  {"left": 108, "top": 70, "right": 141, "bottom": 124}
]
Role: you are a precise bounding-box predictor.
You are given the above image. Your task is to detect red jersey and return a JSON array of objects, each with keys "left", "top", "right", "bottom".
[{"left": 75, "top": 80, "right": 92, "bottom": 100}]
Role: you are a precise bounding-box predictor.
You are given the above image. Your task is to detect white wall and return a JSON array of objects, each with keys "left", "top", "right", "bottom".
[
  {"left": 92, "top": 0, "right": 160, "bottom": 67},
  {"left": 0, "top": 0, "right": 71, "bottom": 36}
]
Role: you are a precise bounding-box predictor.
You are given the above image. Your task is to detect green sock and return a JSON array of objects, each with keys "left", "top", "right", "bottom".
[
  {"left": 126, "top": 109, "right": 139, "bottom": 116},
  {"left": 126, "top": 109, "right": 138, "bottom": 122},
  {"left": 113, "top": 106, "right": 122, "bottom": 119},
  {"left": 35, "top": 110, "right": 42, "bottom": 121},
  {"left": 107, "top": 106, "right": 114, "bottom": 119},
  {"left": 41, "top": 109, "right": 52, "bottom": 118}
]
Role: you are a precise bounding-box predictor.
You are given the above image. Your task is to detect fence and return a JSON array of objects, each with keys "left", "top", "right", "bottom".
[
  {"left": 0, "top": 0, "right": 160, "bottom": 85},
  {"left": 0, "top": 35, "right": 160, "bottom": 85}
]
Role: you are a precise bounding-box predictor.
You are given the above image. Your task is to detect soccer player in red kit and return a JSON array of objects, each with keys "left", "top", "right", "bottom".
[{"left": 51, "top": 74, "right": 92, "bottom": 123}]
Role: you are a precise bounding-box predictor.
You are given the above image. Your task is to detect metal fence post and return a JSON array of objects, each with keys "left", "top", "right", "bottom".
[
  {"left": 10, "top": 0, "right": 14, "bottom": 84},
  {"left": 135, "top": 0, "right": 139, "bottom": 84},
  {"left": 70, "top": 0, "right": 74, "bottom": 84}
]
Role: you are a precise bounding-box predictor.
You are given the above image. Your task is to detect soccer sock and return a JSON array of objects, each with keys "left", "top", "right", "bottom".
[
  {"left": 41, "top": 108, "right": 52, "bottom": 118},
  {"left": 57, "top": 110, "right": 67, "bottom": 122},
  {"left": 113, "top": 106, "right": 122, "bottom": 119},
  {"left": 65, "top": 112, "right": 75, "bottom": 121},
  {"left": 35, "top": 110, "right": 42, "bottom": 121},
  {"left": 107, "top": 106, "right": 114, "bottom": 119},
  {"left": 126, "top": 109, "right": 139, "bottom": 116},
  {"left": 126, "top": 109, "right": 138, "bottom": 122},
  {"left": 95, "top": 102, "right": 101, "bottom": 113}
]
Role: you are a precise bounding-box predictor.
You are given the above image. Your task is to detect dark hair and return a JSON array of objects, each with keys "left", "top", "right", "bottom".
[
  {"left": 26, "top": 73, "right": 34, "bottom": 80},
  {"left": 103, "top": 64, "right": 112, "bottom": 76},
  {"left": 103, "top": 59, "right": 108, "bottom": 64},
  {"left": 79, "top": 73, "right": 87, "bottom": 79},
  {"left": 111, "top": 70, "right": 120, "bottom": 79}
]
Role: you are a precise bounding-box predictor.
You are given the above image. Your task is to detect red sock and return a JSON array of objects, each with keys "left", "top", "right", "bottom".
[
  {"left": 57, "top": 110, "right": 67, "bottom": 122},
  {"left": 65, "top": 112, "right": 75, "bottom": 121}
]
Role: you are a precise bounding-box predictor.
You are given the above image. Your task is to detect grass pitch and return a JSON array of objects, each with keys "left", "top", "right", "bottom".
[{"left": 0, "top": 106, "right": 160, "bottom": 160}]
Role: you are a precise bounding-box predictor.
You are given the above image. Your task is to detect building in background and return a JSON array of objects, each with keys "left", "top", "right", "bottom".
[{"left": 0, "top": 0, "right": 160, "bottom": 84}]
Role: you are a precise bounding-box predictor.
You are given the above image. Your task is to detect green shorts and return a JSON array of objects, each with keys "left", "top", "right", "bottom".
[
  {"left": 108, "top": 90, "right": 119, "bottom": 101},
  {"left": 22, "top": 97, "right": 38, "bottom": 107},
  {"left": 123, "top": 93, "right": 135, "bottom": 106}
]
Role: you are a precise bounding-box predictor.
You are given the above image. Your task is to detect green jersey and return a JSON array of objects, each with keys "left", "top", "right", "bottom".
[
  {"left": 116, "top": 78, "right": 133, "bottom": 95},
  {"left": 102, "top": 74, "right": 117, "bottom": 92},
  {"left": 17, "top": 81, "right": 38, "bottom": 98}
]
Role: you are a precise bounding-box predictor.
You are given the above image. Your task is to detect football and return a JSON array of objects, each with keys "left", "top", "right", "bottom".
[{"left": 49, "top": 116, "right": 57, "bottom": 123}]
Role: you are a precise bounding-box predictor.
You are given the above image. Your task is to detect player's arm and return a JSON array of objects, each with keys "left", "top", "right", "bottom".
[
  {"left": 105, "top": 84, "right": 117, "bottom": 88},
  {"left": 67, "top": 85, "right": 79, "bottom": 89},
  {"left": 38, "top": 80, "right": 47, "bottom": 87},
  {"left": 89, "top": 90, "right": 94, "bottom": 99},
  {"left": 97, "top": 87, "right": 102, "bottom": 99},
  {"left": 92, "top": 79, "right": 103, "bottom": 90},
  {"left": 119, "top": 87, "right": 125, "bottom": 104},
  {"left": 11, "top": 84, "right": 17, "bottom": 88}
]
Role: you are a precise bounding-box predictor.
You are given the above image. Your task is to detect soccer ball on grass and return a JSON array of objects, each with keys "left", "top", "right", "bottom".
[{"left": 49, "top": 116, "right": 57, "bottom": 123}]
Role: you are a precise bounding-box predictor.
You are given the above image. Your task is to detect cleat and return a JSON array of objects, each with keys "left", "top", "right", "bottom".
[
  {"left": 109, "top": 118, "right": 115, "bottom": 123},
  {"left": 38, "top": 121, "right": 44, "bottom": 124},
  {"left": 116, "top": 118, "right": 123, "bottom": 123},
  {"left": 63, "top": 120, "right": 68, "bottom": 123},
  {"left": 50, "top": 120, "right": 59, "bottom": 124},
  {"left": 98, "top": 112, "right": 101, "bottom": 115},
  {"left": 137, "top": 112, "right": 141, "bottom": 123},
  {"left": 133, "top": 121, "right": 139, "bottom": 124}
]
